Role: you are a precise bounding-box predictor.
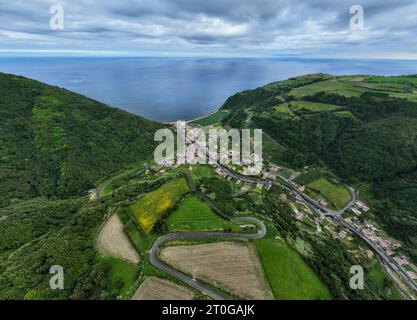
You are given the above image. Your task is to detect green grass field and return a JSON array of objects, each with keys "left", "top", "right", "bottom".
[
  {"left": 291, "top": 100, "right": 342, "bottom": 112},
  {"left": 190, "top": 165, "right": 214, "bottom": 181},
  {"left": 166, "top": 196, "right": 240, "bottom": 232},
  {"left": 368, "top": 75, "right": 417, "bottom": 85},
  {"left": 99, "top": 256, "right": 138, "bottom": 299},
  {"left": 294, "top": 168, "right": 323, "bottom": 185},
  {"left": 192, "top": 110, "right": 229, "bottom": 126},
  {"left": 255, "top": 238, "right": 331, "bottom": 300},
  {"left": 307, "top": 177, "right": 351, "bottom": 210},
  {"left": 275, "top": 103, "right": 294, "bottom": 115},
  {"left": 262, "top": 134, "right": 288, "bottom": 166},
  {"left": 100, "top": 182, "right": 114, "bottom": 197},
  {"left": 129, "top": 178, "right": 190, "bottom": 234},
  {"left": 289, "top": 77, "right": 417, "bottom": 101},
  {"left": 290, "top": 79, "right": 367, "bottom": 98}
]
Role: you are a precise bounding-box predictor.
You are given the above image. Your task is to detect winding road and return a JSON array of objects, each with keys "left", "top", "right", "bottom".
[
  {"left": 150, "top": 216, "right": 267, "bottom": 300},
  {"left": 133, "top": 117, "right": 415, "bottom": 299},
  {"left": 147, "top": 127, "right": 359, "bottom": 300},
  {"left": 149, "top": 175, "right": 267, "bottom": 300}
]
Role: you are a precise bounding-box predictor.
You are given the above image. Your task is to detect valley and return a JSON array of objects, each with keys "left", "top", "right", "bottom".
[{"left": 1, "top": 72, "right": 417, "bottom": 300}]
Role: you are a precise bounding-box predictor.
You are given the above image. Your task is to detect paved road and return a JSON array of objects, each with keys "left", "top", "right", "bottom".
[
  {"left": 214, "top": 161, "right": 356, "bottom": 217},
  {"left": 150, "top": 217, "right": 267, "bottom": 300},
  {"left": 338, "top": 219, "right": 417, "bottom": 295},
  {"left": 150, "top": 119, "right": 414, "bottom": 298},
  {"left": 149, "top": 174, "right": 268, "bottom": 300},
  {"left": 212, "top": 141, "right": 417, "bottom": 295},
  {"left": 187, "top": 124, "right": 417, "bottom": 296}
]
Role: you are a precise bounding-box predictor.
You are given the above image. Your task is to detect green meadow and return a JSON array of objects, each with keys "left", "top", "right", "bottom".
[
  {"left": 291, "top": 100, "right": 342, "bottom": 112},
  {"left": 255, "top": 238, "right": 331, "bottom": 300},
  {"left": 166, "top": 196, "right": 240, "bottom": 232},
  {"left": 192, "top": 110, "right": 229, "bottom": 126},
  {"left": 307, "top": 177, "right": 351, "bottom": 210},
  {"left": 98, "top": 256, "right": 138, "bottom": 299}
]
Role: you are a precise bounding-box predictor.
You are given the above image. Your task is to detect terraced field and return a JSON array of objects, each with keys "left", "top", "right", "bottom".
[
  {"left": 160, "top": 241, "right": 273, "bottom": 300},
  {"left": 132, "top": 276, "right": 194, "bottom": 300},
  {"left": 129, "top": 178, "right": 190, "bottom": 234}
]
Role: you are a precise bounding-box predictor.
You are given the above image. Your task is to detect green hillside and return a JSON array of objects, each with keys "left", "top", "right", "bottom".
[
  {"left": 0, "top": 72, "right": 163, "bottom": 204},
  {"left": 0, "top": 72, "right": 410, "bottom": 299},
  {"left": 220, "top": 73, "right": 417, "bottom": 263},
  {"left": 0, "top": 73, "right": 165, "bottom": 299}
]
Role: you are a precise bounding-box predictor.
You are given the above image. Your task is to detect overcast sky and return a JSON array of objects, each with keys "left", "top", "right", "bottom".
[{"left": 1, "top": 0, "right": 417, "bottom": 59}]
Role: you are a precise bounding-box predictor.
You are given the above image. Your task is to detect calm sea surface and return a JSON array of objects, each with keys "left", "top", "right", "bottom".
[{"left": 1, "top": 57, "right": 417, "bottom": 122}]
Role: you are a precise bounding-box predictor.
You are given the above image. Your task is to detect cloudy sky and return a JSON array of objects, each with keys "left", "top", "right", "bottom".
[{"left": 1, "top": 0, "right": 417, "bottom": 59}]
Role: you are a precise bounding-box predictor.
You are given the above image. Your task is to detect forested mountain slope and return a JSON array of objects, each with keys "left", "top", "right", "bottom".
[
  {"left": 0, "top": 73, "right": 166, "bottom": 299},
  {"left": 0, "top": 73, "right": 163, "bottom": 205},
  {"left": 221, "top": 74, "right": 417, "bottom": 261}
]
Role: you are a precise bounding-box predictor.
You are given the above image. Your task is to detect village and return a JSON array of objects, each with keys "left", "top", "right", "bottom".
[{"left": 151, "top": 122, "right": 417, "bottom": 287}]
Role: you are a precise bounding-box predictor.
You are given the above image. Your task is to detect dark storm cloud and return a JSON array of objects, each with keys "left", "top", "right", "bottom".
[{"left": 0, "top": 0, "right": 416, "bottom": 58}]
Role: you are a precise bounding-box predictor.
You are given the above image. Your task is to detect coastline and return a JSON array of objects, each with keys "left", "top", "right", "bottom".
[{"left": 160, "top": 107, "right": 221, "bottom": 125}]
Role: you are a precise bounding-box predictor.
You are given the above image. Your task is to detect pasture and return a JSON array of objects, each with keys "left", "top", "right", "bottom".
[
  {"left": 166, "top": 196, "right": 240, "bottom": 232},
  {"left": 99, "top": 256, "right": 138, "bottom": 299},
  {"left": 191, "top": 110, "right": 229, "bottom": 126},
  {"left": 291, "top": 100, "right": 342, "bottom": 112},
  {"left": 255, "top": 238, "right": 331, "bottom": 300},
  {"left": 307, "top": 177, "right": 351, "bottom": 210}
]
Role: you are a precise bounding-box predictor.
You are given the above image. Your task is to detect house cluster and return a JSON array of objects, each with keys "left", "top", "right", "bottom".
[
  {"left": 344, "top": 215, "right": 417, "bottom": 280},
  {"left": 351, "top": 200, "right": 370, "bottom": 216},
  {"left": 318, "top": 198, "right": 328, "bottom": 207},
  {"left": 262, "top": 164, "right": 280, "bottom": 180},
  {"left": 324, "top": 221, "right": 354, "bottom": 241},
  {"left": 345, "top": 216, "right": 401, "bottom": 253},
  {"left": 289, "top": 202, "right": 304, "bottom": 221},
  {"left": 214, "top": 166, "right": 228, "bottom": 177},
  {"left": 288, "top": 198, "right": 323, "bottom": 234}
]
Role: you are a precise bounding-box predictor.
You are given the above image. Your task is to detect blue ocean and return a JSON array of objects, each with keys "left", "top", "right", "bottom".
[{"left": 1, "top": 57, "right": 416, "bottom": 122}]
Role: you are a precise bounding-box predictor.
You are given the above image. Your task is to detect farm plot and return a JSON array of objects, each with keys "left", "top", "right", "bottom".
[
  {"left": 132, "top": 276, "right": 194, "bottom": 300},
  {"left": 289, "top": 79, "right": 367, "bottom": 98},
  {"left": 291, "top": 101, "right": 342, "bottom": 112},
  {"left": 307, "top": 177, "right": 351, "bottom": 210},
  {"left": 166, "top": 196, "right": 240, "bottom": 232},
  {"left": 97, "top": 214, "right": 140, "bottom": 263},
  {"left": 255, "top": 238, "right": 331, "bottom": 300},
  {"left": 160, "top": 241, "right": 273, "bottom": 300},
  {"left": 129, "top": 178, "right": 190, "bottom": 234}
]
